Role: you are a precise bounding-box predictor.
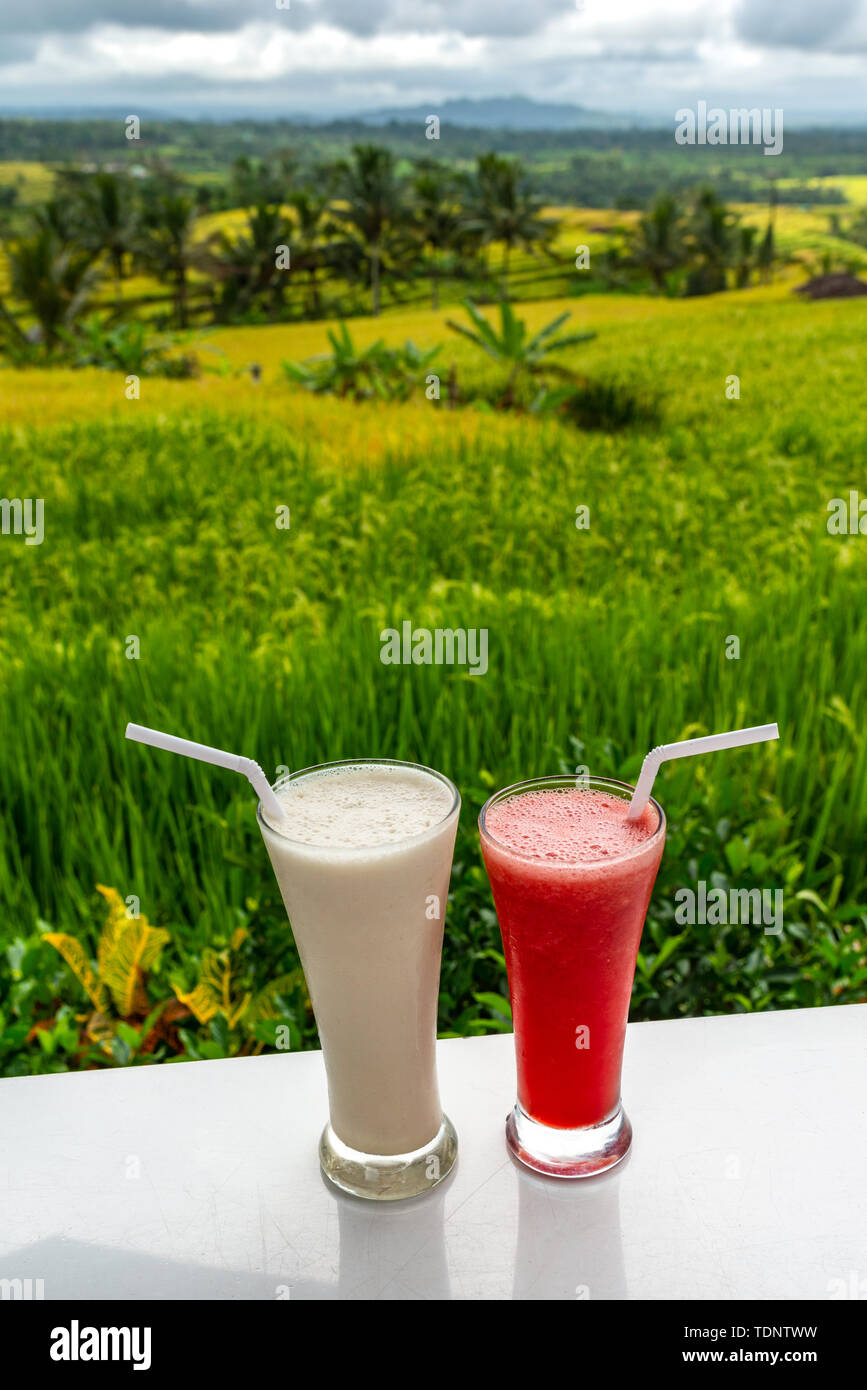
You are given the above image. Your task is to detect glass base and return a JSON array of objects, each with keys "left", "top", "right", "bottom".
[
  {"left": 319, "top": 1115, "right": 458, "bottom": 1201},
  {"left": 506, "top": 1102, "right": 632, "bottom": 1179}
]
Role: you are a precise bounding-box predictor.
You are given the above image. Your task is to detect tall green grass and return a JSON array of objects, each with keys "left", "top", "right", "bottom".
[{"left": 1, "top": 291, "right": 866, "bottom": 1070}]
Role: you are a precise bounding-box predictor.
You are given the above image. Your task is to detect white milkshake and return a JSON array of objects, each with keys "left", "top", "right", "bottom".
[{"left": 258, "top": 759, "right": 460, "bottom": 1197}]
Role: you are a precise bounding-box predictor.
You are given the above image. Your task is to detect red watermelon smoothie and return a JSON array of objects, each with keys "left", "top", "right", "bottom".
[{"left": 480, "top": 776, "right": 665, "bottom": 1177}]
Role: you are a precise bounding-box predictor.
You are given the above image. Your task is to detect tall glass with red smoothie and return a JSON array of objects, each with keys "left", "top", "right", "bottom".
[{"left": 479, "top": 776, "right": 665, "bottom": 1177}]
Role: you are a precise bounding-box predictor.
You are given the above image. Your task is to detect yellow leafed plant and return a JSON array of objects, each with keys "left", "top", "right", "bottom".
[
  {"left": 45, "top": 892, "right": 306, "bottom": 1059},
  {"left": 41, "top": 931, "right": 107, "bottom": 1012},
  {"left": 44, "top": 885, "right": 170, "bottom": 1020},
  {"left": 173, "top": 926, "right": 306, "bottom": 1033},
  {"left": 172, "top": 951, "right": 225, "bottom": 1026},
  {"left": 245, "top": 971, "right": 307, "bottom": 1025},
  {"left": 173, "top": 926, "right": 250, "bottom": 1028},
  {"left": 95, "top": 885, "right": 170, "bottom": 1016}
]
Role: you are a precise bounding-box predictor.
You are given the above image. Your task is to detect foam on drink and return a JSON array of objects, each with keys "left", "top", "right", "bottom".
[
  {"left": 484, "top": 787, "right": 657, "bottom": 863},
  {"left": 262, "top": 764, "right": 453, "bottom": 848}
]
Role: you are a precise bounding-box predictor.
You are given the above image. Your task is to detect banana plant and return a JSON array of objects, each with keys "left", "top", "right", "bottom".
[
  {"left": 282, "top": 321, "right": 442, "bottom": 401},
  {"left": 446, "top": 298, "right": 595, "bottom": 407},
  {"left": 283, "top": 321, "right": 392, "bottom": 399}
]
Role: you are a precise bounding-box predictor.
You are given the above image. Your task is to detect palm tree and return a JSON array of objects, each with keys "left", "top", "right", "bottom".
[
  {"left": 1, "top": 223, "right": 99, "bottom": 350},
  {"left": 230, "top": 152, "right": 296, "bottom": 208},
  {"left": 31, "top": 198, "right": 77, "bottom": 246},
  {"left": 446, "top": 298, "right": 595, "bottom": 408},
  {"left": 464, "top": 154, "right": 557, "bottom": 299},
  {"left": 685, "top": 187, "right": 736, "bottom": 296},
  {"left": 847, "top": 208, "right": 867, "bottom": 250},
  {"left": 65, "top": 171, "right": 137, "bottom": 309},
  {"left": 628, "top": 193, "right": 684, "bottom": 294},
  {"left": 330, "top": 145, "right": 405, "bottom": 316},
  {"left": 734, "top": 224, "right": 759, "bottom": 288},
  {"left": 136, "top": 191, "right": 201, "bottom": 328},
  {"left": 596, "top": 242, "right": 631, "bottom": 291},
  {"left": 412, "top": 164, "right": 463, "bottom": 310},
  {"left": 760, "top": 171, "right": 778, "bottom": 284},
  {"left": 207, "top": 202, "right": 293, "bottom": 320},
  {"left": 755, "top": 222, "right": 776, "bottom": 284},
  {"left": 288, "top": 190, "right": 335, "bottom": 318}
]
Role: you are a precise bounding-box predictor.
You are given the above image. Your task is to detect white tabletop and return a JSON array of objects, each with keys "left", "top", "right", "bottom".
[{"left": 1, "top": 1004, "right": 864, "bottom": 1300}]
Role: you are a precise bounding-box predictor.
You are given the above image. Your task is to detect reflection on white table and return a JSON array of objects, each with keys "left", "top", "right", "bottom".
[{"left": 1, "top": 1005, "right": 864, "bottom": 1300}]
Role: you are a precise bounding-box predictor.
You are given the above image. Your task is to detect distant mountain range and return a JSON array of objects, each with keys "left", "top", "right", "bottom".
[
  {"left": 0, "top": 97, "right": 631, "bottom": 129},
  {"left": 0, "top": 97, "right": 863, "bottom": 130},
  {"left": 356, "top": 95, "right": 643, "bottom": 131}
]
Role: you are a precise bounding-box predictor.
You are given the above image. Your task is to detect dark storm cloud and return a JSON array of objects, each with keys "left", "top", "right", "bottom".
[
  {"left": 0, "top": 34, "right": 40, "bottom": 59},
  {"left": 0, "top": 1, "right": 257, "bottom": 35},
  {"left": 315, "top": 0, "right": 568, "bottom": 39},
  {"left": 732, "top": 0, "right": 863, "bottom": 49},
  {"left": 0, "top": 0, "right": 570, "bottom": 41},
  {"left": 4, "top": 0, "right": 866, "bottom": 50}
]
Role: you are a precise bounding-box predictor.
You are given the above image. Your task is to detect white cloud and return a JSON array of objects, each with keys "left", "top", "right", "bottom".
[
  {"left": 732, "top": 0, "right": 867, "bottom": 51},
  {"left": 0, "top": 0, "right": 865, "bottom": 114}
]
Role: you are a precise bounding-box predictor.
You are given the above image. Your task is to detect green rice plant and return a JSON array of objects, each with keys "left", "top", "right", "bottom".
[{"left": 1, "top": 287, "right": 865, "bottom": 1074}]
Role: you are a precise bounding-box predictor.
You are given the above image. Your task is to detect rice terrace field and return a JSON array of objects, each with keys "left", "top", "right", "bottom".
[
  {"left": 2, "top": 275, "right": 866, "bottom": 1074},
  {"left": 1, "top": 115, "right": 866, "bottom": 1077}
]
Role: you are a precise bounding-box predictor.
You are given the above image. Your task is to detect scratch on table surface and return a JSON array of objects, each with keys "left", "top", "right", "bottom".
[
  {"left": 141, "top": 1173, "right": 172, "bottom": 1236},
  {"left": 212, "top": 1161, "right": 245, "bottom": 1194},
  {"left": 174, "top": 1160, "right": 245, "bottom": 1242},
  {"left": 258, "top": 1185, "right": 302, "bottom": 1267},
  {"left": 443, "top": 1157, "right": 512, "bottom": 1227}
]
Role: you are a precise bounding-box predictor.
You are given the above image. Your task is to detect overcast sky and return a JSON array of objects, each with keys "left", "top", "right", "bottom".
[{"left": 0, "top": 0, "right": 865, "bottom": 119}]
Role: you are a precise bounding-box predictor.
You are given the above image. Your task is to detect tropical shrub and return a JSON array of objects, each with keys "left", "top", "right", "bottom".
[
  {"left": 282, "top": 321, "right": 441, "bottom": 401},
  {"left": 59, "top": 316, "right": 199, "bottom": 377},
  {"left": 446, "top": 298, "right": 595, "bottom": 407}
]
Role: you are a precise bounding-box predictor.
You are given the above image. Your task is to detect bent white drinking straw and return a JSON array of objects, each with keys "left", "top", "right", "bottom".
[
  {"left": 125, "top": 722, "right": 286, "bottom": 820},
  {"left": 626, "top": 723, "right": 780, "bottom": 822}
]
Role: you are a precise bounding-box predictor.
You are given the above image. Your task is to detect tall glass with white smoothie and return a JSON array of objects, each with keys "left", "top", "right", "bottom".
[{"left": 257, "top": 758, "right": 460, "bottom": 1200}]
